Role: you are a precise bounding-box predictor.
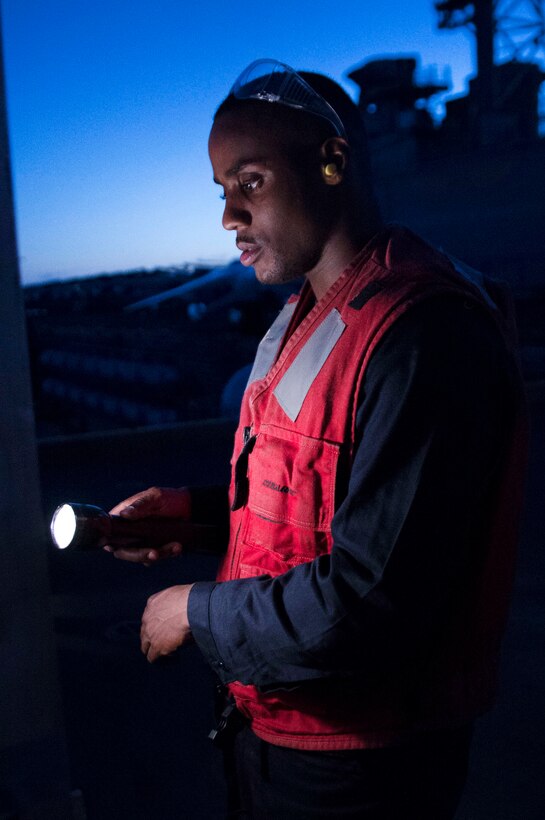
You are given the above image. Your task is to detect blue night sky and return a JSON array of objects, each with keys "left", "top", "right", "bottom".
[{"left": 2, "top": 0, "right": 474, "bottom": 283}]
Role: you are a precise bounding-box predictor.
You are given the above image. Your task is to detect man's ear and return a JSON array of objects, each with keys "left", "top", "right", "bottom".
[{"left": 320, "top": 137, "right": 349, "bottom": 185}]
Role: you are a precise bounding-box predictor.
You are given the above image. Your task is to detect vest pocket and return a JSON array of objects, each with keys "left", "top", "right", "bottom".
[
  {"left": 239, "top": 526, "right": 332, "bottom": 573},
  {"left": 246, "top": 424, "right": 340, "bottom": 531}
]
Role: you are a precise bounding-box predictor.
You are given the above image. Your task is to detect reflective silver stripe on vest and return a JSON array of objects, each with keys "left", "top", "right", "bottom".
[
  {"left": 246, "top": 301, "right": 297, "bottom": 387},
  {"left": 447, "top": 254, "right": 497, "bottom": 311},
  {"left": 274, "top": 308, "right": 346, "bottom": 422}
]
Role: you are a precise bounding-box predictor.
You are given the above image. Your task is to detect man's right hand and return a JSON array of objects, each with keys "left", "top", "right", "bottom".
[{"left": 106, "top": 486, "right": 191, "bottom": 565}]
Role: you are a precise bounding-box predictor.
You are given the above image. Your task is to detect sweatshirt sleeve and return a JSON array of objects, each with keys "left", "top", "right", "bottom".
[{"left": 187, "top": 295, "right": 517, "bottom": 688}]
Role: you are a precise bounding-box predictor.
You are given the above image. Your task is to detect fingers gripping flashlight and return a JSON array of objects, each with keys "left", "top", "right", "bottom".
[{"left": 50, "top": 502, "right": 219, "bottom": 553}]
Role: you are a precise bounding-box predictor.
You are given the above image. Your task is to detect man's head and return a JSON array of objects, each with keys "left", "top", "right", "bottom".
[{"left": 208, "top": 60, "right": 379, "bottom": 289}]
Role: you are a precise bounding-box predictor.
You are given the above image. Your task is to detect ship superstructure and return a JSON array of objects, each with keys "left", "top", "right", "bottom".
[{"left": 348, "top": 0, "right": 545, "bottom": 294}]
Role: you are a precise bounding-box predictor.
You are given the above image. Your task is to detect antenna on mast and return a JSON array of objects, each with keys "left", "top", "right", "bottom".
[
  {"left": 435, "top": 1, "right": 545, "bottom": 69},
  {"left": 435, "top": 1, "right": 545, "bottom": 138}
]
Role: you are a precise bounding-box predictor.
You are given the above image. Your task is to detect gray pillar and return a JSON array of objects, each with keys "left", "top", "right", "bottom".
[{"left": 0, "top": 10, "right": 80, "bottom": 819}]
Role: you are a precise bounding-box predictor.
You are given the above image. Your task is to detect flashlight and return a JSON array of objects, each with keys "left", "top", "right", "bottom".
[{"left": 50, "top": 502, "right": 220, "bottom": 553}]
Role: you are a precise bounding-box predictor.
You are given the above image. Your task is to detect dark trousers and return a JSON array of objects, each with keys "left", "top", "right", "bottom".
[{"left": 224, "top": 723, "right": 473, "bottom": 819}]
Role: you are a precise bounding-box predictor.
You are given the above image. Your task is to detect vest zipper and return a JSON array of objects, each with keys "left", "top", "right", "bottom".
[
  {"left": 229, "top": 519, "right": 243, "bottom": 579},
  {"left": 231, "top": 426, "right": 257, "bottom": 511},
  {"left": 229, "top": 425, "right": 256, "bottom": 578}
]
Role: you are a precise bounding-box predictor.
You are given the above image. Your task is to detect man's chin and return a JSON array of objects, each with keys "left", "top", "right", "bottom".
[
  {"left": 253, "top": 263, "right": 278, "bottom": 286},
  {"left": 254, "top": 260, "right": 299, "bottom": 287}
]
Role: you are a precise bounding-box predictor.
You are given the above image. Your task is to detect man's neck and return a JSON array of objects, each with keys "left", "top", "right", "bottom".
[{"left": 306, "top": 220, "right": 383, "bottom": 301}]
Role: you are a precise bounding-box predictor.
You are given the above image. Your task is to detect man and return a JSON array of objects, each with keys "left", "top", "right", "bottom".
[{"left": 109, "top": 61, "right": 526, "bottom": 818}]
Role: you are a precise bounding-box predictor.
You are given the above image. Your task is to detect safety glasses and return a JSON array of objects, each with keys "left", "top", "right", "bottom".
[{"left": 231, "top": 58, "right": 347, "bottom": 139}]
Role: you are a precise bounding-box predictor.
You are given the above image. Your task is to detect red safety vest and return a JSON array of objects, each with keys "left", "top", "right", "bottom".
[{"left": 217, "top": 226, "right": 526, "bottom": 750}]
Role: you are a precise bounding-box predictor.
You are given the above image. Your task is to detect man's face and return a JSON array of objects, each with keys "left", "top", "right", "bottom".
[{"left": 208, "top": 109, "right": 331, "bottom": 286}]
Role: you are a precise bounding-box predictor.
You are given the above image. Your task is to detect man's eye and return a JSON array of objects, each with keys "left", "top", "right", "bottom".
[{"left": 241, "top": 177, "right": 262, "bottom": 193}]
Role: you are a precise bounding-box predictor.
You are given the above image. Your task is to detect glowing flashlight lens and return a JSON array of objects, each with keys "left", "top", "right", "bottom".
[{"left": 51, "top": 504, "right": 77, "bottom": 549}]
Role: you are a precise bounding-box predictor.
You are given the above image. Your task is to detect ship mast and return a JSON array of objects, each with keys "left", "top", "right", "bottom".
[
  {"left": 436, "top": 1, "right": 494, "bottom": 105},
  {"left": 435, "top": 1, "right": 545, "bottom": 96},
  {"left": 436, "top": 1, "right": 545, "bottom": 140}
]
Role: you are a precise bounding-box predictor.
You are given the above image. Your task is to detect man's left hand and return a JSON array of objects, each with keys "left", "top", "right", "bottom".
[{"left": 140, "top": 584, "right": 195, "bottom": 662}]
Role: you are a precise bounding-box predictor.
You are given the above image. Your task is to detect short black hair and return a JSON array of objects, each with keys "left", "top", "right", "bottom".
[{"left": 297, "top": 71, "right": 368, "bottom": 152}]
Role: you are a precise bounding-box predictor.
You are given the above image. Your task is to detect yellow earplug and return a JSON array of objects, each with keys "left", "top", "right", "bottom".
[{"left": 324, "top": 163, "right": 337, "bottom": 177}]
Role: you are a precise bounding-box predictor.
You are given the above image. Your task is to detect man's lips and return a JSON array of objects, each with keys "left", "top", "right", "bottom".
[{"left": 236, "top": 239, "right": 262, "bottom": 267}]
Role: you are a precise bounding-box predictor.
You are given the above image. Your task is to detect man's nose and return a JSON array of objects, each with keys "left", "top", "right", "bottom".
[{"left": 222, "top": 196, "right": 251, "bottom": 231}]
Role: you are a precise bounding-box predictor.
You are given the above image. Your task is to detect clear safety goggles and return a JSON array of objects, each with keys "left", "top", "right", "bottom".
[{"left": 230, "top": 58, "right": 347, "bottom": 139}]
